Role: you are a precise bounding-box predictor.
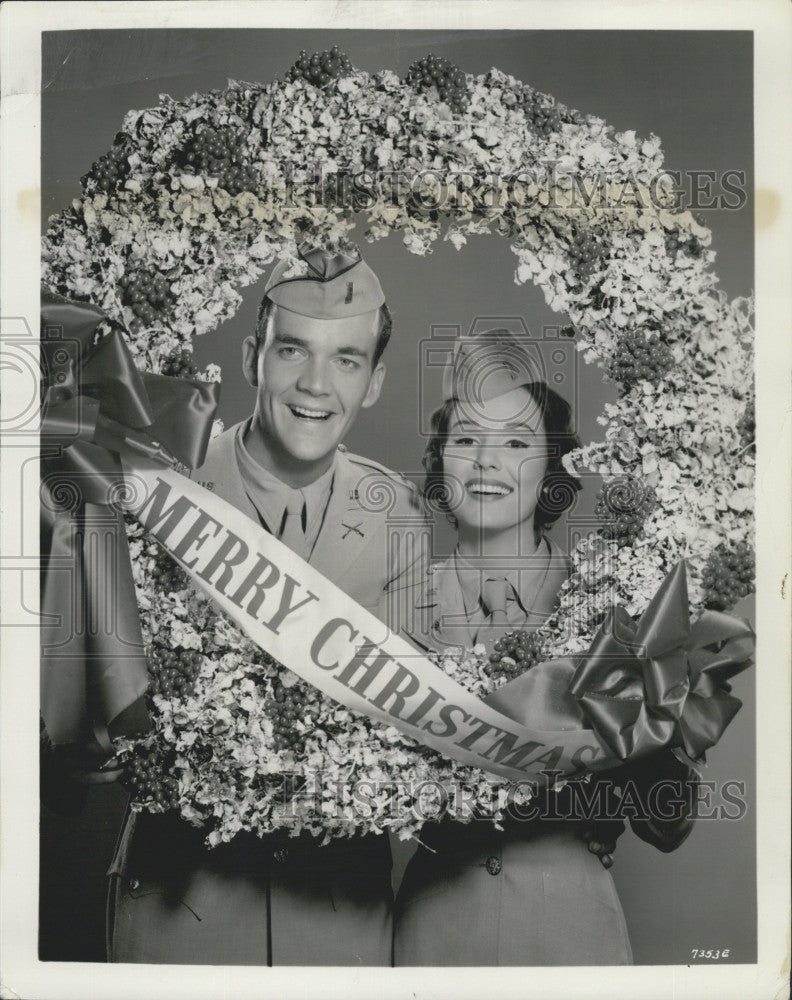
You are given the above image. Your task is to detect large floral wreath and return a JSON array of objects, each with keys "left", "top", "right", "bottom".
[{"left": 42, "top": 50, "right": 754, "bottom": 845}]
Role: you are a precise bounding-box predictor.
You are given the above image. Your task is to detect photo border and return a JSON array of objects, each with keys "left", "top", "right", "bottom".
[{"left": 2, "top": 3, "right": 790, "bottom": 999}]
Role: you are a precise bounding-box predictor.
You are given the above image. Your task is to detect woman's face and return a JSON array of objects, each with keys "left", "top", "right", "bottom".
[{"left": 442, "top": 386, "right": 549, "bottom": 536}]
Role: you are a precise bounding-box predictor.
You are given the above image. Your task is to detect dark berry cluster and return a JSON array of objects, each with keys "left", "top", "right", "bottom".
[
  {"left": 665, "top": 229, "right": 703, "bottom": 260},
  {"left": 147, "top": 645, "right": 202, "bottom": 700},
  {"left": 150, "top": 551, "right": 188, "bottom": 594},
  {"left": 406, "top": 54, "right": 468, "bottom": 113},
  {"left": 486, "top": 630, "right": 548, "bottom": 682},
  {"left": 160, "top": 348, "right": 200, "bottom": 380},
  {"left": 517, "top": 90, "right": 564, "bottom": 137},
  {"left": 81, "top": 135, "right": 132, "bottom": 192},
  {"left": 263, "top": 678, "right": 310, "bottom": 752},
  {"left": 123, "top": 749, "right": 180, "bottom": 810},
  {"left": 702, "top": 542, "right": 754, "bottom": 611},
  {"left": 119, "top": 269, "right": 176, "bottom": 329},
  {"left": 180, "top": 125, "right": 258, "bottom": 196},
  {"left": 607, "top": 329, "right": 675, "bottom": 390},
  {"left": 567, "top": 226, "right": 604, "bottom": 283},
  {"left": 737, "top": 397, "right": 754, "bottom": 450},
  {"left": 286, "top": 46, "right": 353, "bottom": 88},
  {"left": 595, "top": 478, "right": 658, "bottom": 546}
]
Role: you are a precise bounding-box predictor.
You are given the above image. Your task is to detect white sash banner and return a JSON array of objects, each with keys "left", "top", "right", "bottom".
[{"left": 121, "top": 460, "right": 609, "bottom": 784}]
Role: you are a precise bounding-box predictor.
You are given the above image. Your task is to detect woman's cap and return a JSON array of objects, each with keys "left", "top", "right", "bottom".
[
  {"left": 264, "top": 240, "right": 385, "bottom": 319},
  {"left": 441, "top": 327, "right": 544, "bottom": 404}
]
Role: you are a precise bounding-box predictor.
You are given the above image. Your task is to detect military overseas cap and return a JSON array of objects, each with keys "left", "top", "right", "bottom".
[
  {"left": 441, "top": 327, "right": 544, "bottom": 405},
  {"left": 264, "top": 241, "right": 385, "bottom": 319}
]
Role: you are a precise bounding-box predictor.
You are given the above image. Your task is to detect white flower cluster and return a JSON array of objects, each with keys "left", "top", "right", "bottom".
[
  {"left": 120, "top": 540, "right": 517, "bottom": 843},
  {"left": 44, "top": 60, "right": 754, "bottom": 842}
]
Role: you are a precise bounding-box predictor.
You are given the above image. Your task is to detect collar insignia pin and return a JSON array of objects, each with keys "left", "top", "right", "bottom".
[{"left": 342, "top": 522, "right": 364, "bottom": 539}]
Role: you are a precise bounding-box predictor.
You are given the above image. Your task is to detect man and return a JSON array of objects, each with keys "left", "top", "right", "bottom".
[
  {"left": 106, "top": 242, "right": 426, "bottom": 966},
  {"left": 189, "top": 243, "right": 422, "bottom": 615}
]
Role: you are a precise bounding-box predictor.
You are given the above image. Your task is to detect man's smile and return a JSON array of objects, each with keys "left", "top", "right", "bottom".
[{"left": 287, "top": 403, "right": 335, "bottom": 421}]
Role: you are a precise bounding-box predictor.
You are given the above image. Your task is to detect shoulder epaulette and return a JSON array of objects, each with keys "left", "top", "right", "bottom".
[
  {"left": 343, "top": 450, "right": 415, "bottom": 488},
  {"left": 341, "top": 449, "right": 423, "bottom": 512}
]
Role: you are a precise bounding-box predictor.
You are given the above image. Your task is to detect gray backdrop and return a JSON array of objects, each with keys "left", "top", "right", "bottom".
[{"left": 40, "top": 28, "right": 755, "bottom": 965}]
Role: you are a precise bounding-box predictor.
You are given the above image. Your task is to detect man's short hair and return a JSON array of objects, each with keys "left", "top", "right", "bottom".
[{"left": 255, "top": 296, "right": 393, "bottom": 369}]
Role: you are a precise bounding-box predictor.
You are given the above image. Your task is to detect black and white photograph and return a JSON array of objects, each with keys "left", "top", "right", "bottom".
[{"left": 1, "top": 3, "right": 790, "bottom": 999}]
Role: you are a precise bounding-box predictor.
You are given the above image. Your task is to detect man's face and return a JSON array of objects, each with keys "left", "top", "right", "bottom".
[{"left": 243, "top": 304, "right": 385, "bottom": 467}]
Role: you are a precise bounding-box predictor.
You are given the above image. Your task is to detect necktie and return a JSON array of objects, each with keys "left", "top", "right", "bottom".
[
  {"left": 279, "top": 489, "right": 306, "bottom": 558},
  {"left": 478, "top": 576, "right": 511, "bottom": 646}
]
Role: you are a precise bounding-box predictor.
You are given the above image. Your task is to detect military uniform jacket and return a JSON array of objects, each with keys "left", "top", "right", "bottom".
[
  {"left": 190, "top": 421, "right": 427, "bottom": 617},
  {"left": 107, "top": 424, "right": 428, "bottom": 966},
  {"left": 392, "top": 536, "right": 572, "bottom": 654},
  {"left": 393, "top": 540, "right": 697, "bottom": 966}
]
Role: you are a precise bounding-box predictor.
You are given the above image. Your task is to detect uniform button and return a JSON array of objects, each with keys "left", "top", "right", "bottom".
[
  {"left": 273, "top": 847, "right": 289, "bottom": 863},
  {"left": 128, "top": 878, "right": 140, "bottom": 890},
  {"left": 486, "top": 856, "right": 502, "bottom": 876}
]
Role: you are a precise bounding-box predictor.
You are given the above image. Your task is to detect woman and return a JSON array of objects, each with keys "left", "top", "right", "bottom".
[
  {"left": 400, "top": 371, "right": 579, "bottom": 655},
  {"left": 392, "top": 329, "right": 636, "bottom": 966}
]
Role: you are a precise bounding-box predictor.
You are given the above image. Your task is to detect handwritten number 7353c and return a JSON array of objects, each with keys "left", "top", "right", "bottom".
[{"left": 691, "top": 949, "right": 730, "bottom": 960}]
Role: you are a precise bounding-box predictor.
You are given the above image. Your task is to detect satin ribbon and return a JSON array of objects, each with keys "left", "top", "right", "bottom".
[
  {"left": 39, "top": 289, "right": 220, "bottom": 753},
  {"left": 120, "top": 460, "right": 752, "bottom": 783},
  {"left": 568, "top": 561, "right": 753, "bottom": 763},
  {"left": 37, "top": 289, "right": 752, "bottom": 782},
  {"left": 485, "top": 561, "right": 754, "bottom": 768}
]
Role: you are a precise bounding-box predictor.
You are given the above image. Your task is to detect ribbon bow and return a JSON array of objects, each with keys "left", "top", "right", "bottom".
[
  {"left": 568, "top": 561, "right": 754, "bottom": 764},
  {"left": 484, "top": 561, "right": 753, "bottom": 770},
  {"left": 40, "top": 288, "right": 219, "bottom": 755}
]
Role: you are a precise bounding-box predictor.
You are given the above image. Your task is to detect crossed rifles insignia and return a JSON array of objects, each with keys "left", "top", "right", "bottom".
[{"left": 342, "top": 522, "right": 365, "bottom": 539}]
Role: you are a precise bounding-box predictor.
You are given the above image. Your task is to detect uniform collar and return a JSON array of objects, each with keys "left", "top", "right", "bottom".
[
  {"left": 234, "top": 419, "right": 337, "bottom": 534},
  {"left": 405, "top": 538, "right": 572, "bottom": 653},
  {"left": 451, "top": 538, "right": 552, "bottom": 617}
]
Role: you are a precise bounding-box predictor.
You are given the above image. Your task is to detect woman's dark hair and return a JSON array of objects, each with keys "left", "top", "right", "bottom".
[
  {"left": 423, "top": 381, "right": 582, "bottom": 532},
  {"left": 255, "top": 295, "right": 392, "bottom": 368}
]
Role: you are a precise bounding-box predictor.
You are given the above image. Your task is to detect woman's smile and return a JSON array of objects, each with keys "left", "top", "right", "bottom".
[
  {"left": 465, "top": 477, "right": 514, "bottom": 499},
  {"left": 443, "top": 387, "right": 549, "bottom": 543}
]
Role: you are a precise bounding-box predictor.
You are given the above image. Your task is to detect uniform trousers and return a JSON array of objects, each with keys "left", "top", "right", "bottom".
[
  {"left": 394, "top": 817, "right": 633, "bottom": 966},
  {"left": 107, "top": 807, "right": 393, "bottom": 965}
]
